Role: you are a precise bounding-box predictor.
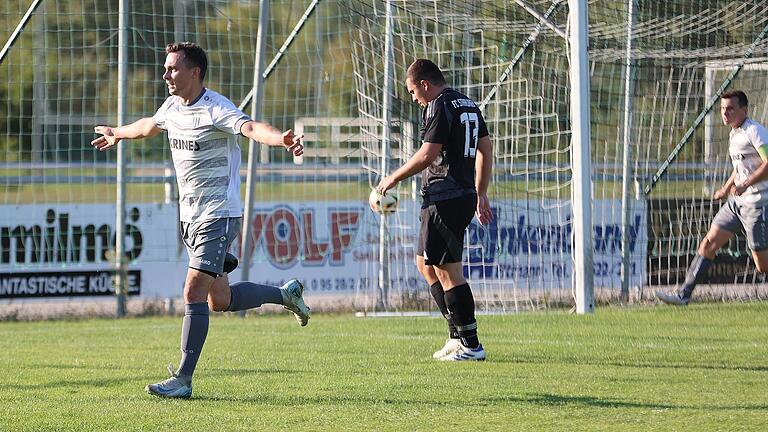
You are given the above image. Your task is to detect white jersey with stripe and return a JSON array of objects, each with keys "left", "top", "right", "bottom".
[
  {"left": 729, "top": 118, "right": 768, "bottom": 206},
  {"left": 153, "top": 88, "right": 250, "bottom": 222}
]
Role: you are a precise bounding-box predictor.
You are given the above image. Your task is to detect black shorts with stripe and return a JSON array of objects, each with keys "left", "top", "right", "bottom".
[{"left": 418, "top": 194, "right": 477, "bottom": 265}]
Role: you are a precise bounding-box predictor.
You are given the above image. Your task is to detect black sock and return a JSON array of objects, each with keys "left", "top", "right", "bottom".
[
  {"left": 429, "top": 282, "right": 459, "bottom": 339},
  {"left": 444, "top": 283, "right": 479, "bottom": 348},
  {"left": 679, "top": 254, "right": 712, "bottom": 299},
  {"left": 176, "top": 302, "right": 209, "bottom": 381}
]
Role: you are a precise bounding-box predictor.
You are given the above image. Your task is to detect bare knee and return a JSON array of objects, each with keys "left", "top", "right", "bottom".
[
  {"left": 697, "top": 237, "right": 719, "bottom": 259},
  {"left": 183, "top": 269, "right": 215, "bottom": 304},
  {"left": 416, "top": 257, "right": 438, "bottom": 284},
  {"left": 207, "top": 277, "right": 232, "bottom": 312},
  {"left": 417, "top": 263, "right": 433, "bottom": 280},
  {"left": 183, "top": 286, "right": 208, "bottom": 304},
  {"left": 433, "top": 263, "right": 466, "bottom": 289},
  {"left": 416, "top": 258, "right": 427, "bottom": 275},
  {"left": 208, "top": 297, "right": 229, "bottom": 312},
  {"left": 753, "top": 257, "right": 768, "bottom": 274}
]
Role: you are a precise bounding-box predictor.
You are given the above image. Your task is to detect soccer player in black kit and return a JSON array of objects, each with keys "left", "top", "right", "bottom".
[{"left": 376, "top": 59, "right": 493, "bottom": 361}]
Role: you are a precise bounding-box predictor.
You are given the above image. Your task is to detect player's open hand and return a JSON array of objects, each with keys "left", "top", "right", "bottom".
[
  {"left": 282, "top": 129, "right": 304, "bottom": 157},
  {"left": 476, "top": 193, "right": 493, "bottom": 225},
  {"left": 92, "top": 126, "right": 120, "bottom": 151}
]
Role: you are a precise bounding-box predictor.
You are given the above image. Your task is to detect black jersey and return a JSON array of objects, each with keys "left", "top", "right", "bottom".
[{"left": 420, "top": 88, "right": 489, "bottom": 204}]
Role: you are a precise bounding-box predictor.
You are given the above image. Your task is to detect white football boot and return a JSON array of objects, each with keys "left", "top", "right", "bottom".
[
  {"left": 441, "top": 343, "right": 486, "bottom": 361},
  {"left": 145, "top": 364, "right": 192, "bottom": 399},
  {"left": 281, "top": 279, "right": 311, "bottom": 326},
  {"left": 655, "top": 290, "right": 690, "bottom": 306},
  {"left": 433, "top": 338, "right": 463, "bottom": 360}
]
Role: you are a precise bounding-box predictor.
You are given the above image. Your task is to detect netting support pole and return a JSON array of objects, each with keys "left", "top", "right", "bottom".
[
  {"left": 238, "top": 0, "right": 322, "bottom": 113},
  {"left": 513, "top": 0, "right": 565, "bottom": 39},
  {"left": 32, "top": 10, "right": 47, "bottom": 179},
  {"left": 240, "top": 0, "right": 270, "bottom": 317},
  {"left": 173, "top": 0, "right": 187, "bottom": 41},
  {"left": 703, "top": 67, "right": 715, "bottom": 195},
  {"left": 0, "top": 0, "right": 43, "bottom": 66},
  {"left": 480, "top": 0, "right": 562, "bottom": 111},
  {"left": 115, "top": 0, "right": 129, "bottom": 318},
  {"left": 377, "top": 0, "right": 394, "bottom": 311},
  {"left": 568, "top": 0, "right": 594, "bottom": 314},
  {"left": 619, "top": 0, "right": 637, "bottom": 303}
]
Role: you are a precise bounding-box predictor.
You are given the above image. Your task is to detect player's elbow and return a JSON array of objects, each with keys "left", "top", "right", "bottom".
[
  {"left": 419, "top": 146, "right": 440, "bottom": 166},
  {"left": 139, "top": 118, "right": 160, "bottom": 137},
  {"left": 420, "top": 152, "right": 437, "bottom": 166},
  {"left": 240, "top": 121, "right": 254, "bottom": 137}
]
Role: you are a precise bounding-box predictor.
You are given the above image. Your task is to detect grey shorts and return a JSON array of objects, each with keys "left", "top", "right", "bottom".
[
  {"left": 712, "top": 196, "right": 768, "bottom": 251},
  {"left": 180, "top": 217, "right": 242, "bottom": 276}
]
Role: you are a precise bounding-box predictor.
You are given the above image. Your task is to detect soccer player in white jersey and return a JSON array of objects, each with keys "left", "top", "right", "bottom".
[
  {"left": 91, "top": 42, "right": 310, "bottom": 398},
  {"left": 657, "top": 90, "right": 768, "bottom": 305}
]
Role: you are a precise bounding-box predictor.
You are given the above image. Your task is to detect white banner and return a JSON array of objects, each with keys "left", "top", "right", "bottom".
[
  {"left": 0, "top": 202, "right": 381, "bottom": 299},
  {"left": 0, "top": 199, "right": 646, "bottom": 301},
  {"left": 226, "top": 202, "right": 381, "bottom": 295},
  {"left": 0, "top": 204, "right": 182, "bottom": 298},
  {"left": 465, "top": 200, "right": 647, "bottom": 288}
]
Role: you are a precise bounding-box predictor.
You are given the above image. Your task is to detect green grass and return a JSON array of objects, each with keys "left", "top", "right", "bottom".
[{"left": 1, "top": 303, "right": 767, "bottom": 431}]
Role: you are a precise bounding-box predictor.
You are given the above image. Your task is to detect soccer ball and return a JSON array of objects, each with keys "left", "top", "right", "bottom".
[{"left": 368, "top": 189, "right": 398, "bottom": 214}]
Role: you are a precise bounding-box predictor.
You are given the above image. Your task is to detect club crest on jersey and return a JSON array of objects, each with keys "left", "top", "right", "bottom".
[{"left": 451, "top": 98, "right": 476, "bottom": 109}]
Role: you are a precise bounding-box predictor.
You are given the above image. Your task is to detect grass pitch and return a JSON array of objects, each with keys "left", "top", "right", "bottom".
[{"left": 1, "top": 303, "right": 767, "bottom": 431}]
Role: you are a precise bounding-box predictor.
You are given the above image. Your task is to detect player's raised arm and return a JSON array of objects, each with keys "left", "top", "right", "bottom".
[
  {"left": 91, "top": 117, "right": 162, "bottom": 151},
  {"left": 240, "top": 120, "right": 304, "bottom": 156}
]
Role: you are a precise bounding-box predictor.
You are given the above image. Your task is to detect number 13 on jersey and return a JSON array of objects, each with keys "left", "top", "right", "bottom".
[{"left": 460, "top": 112, "right": 479, "bottom": 157}]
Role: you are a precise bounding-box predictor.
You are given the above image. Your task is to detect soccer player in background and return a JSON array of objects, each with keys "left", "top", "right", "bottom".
[
  {"left": 656, "top": 90, "right": 768, "bottom": 305},
  {"left": 376, "top": 59, "right": 493, "bottom": 361},
  {"left": 91, "top": 42, "right": 311, "bottom": 398}
]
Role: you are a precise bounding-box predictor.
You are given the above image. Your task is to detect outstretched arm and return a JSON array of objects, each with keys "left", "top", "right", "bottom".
[
  {"left": 91, "top": 117, "right": 162, "bottom": 151},
  {"left": 474, "top": 135, "right": 493, "bottom": 225},
  {"left": 240, "top": 121, "right": 304, "bottom": 156}
]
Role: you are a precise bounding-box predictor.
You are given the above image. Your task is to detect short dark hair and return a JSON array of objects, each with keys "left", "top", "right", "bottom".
[
  {"left": 406, "top": 59, "right": 446, "bottom": 86},
  {"left": 722, "top": 90, "right": 748, "bottom": 107},
  {"left": 166, "top": 42, "right": 208, "bottom": 81}
]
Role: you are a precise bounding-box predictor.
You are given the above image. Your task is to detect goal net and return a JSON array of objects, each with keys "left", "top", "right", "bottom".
[
  {"left": 2, "top": 0, "right": 768, "bottom": 317},
  {"left": 346, "top": 0, "right": 768, "bottom": 308}
]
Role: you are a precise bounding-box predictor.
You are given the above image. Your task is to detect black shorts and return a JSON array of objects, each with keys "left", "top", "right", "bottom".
[{"left": 418, "top": 194, "right": 477, "bottom": 265}]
